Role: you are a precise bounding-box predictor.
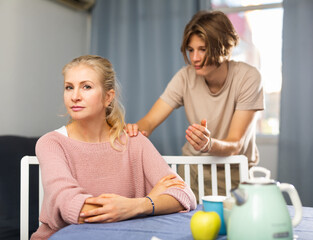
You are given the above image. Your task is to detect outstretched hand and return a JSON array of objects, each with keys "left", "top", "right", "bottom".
[
  {"left": 125, "top": 123, "right": 148, "bottom": 137},
  {"left": 185, "top": 119, "right": 211, "bottom": 152}
]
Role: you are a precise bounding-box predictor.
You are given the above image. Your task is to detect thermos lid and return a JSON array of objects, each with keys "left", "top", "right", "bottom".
[{"left": 244, "top": 166, "right": 276, "bottom": 185}]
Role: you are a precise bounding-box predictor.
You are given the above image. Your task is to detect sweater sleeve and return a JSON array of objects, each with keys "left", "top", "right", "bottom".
[
  {"left": 35, "top": 133, "right": 92, "bottom": 230},
  {"left": 134, "top": 134, "right": 197, "bottom": 212}
]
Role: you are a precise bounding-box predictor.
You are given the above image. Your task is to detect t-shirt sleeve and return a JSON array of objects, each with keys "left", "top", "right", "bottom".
[
  {"left": 36, "top": 134, "right": 92, "bottom": 229},
  {"left": 136, "top": 134, "right": 197, "bottom": 212},
  {"left": 160, "top": 68, "right": 186, "bottom": 109},
  {"left": 236, "top": 66, "right": 265, "bottom": 111}
]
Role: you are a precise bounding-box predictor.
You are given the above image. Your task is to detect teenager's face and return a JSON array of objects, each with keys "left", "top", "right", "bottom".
[
  {"left": 63, "top": 64, "right": 107, "bottom": 121},
  {"left": 187, "top": 34, "right": 218, "bottom": 76}
]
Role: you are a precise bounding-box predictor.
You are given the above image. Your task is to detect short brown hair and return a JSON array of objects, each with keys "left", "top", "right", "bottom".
[{"left": 181, "top": 11, "right": 239, "bottom": 67}]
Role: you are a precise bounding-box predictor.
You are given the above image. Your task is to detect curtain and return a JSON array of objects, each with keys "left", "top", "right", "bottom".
[
  {"left": 278, "top": 0, "right": 313, "bottom": 207},
  {"left": 90, "top": 0, "right": 200, "bottom": 155}
]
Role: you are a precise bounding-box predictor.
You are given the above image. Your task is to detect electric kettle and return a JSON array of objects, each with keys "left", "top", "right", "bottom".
[{"left": 227, "top": 167, "right": 302, "bottom": 240}]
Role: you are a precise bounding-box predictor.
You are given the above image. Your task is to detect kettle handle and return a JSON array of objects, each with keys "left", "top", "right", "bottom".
[
  {"left": 279, "top": 183, "right": 303, "bottom": 227},
  {"left": 249, "top": 166, "right": 271, "bottom": 179}
]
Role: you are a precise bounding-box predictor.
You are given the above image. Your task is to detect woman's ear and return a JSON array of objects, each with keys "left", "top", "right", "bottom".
[{"left": 104, "top": 89, "right": 115, "bottom": 107}]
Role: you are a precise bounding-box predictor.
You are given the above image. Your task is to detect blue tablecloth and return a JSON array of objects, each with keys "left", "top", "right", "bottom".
[{"left": 49, "top": 205, "right": 313, "bottom": 240}]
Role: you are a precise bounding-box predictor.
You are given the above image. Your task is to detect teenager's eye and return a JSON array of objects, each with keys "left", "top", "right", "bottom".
[
  {"left": 200, "top": 48, "right": 206, "bottom": 52},
  {"left": 187, "top": 48, "right": 194, "bottom": 52}
]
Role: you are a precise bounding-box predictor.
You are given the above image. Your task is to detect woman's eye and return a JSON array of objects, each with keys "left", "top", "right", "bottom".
[
  {"left": 65, "top": 86, "right": 73, "bottom": 90},
  {"left": 200, "top": 48, "right": 206, "bottom": 52},
  {"left": 187, "top": 48, "right": 193, "bottom": 52},
  {"left": 83, "top": 85, "right": 91, "bottom": 90}
]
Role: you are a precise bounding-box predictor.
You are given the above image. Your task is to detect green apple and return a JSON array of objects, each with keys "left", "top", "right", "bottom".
[{"left": 190, "top": 211, "right": 221, "bottom": 240}]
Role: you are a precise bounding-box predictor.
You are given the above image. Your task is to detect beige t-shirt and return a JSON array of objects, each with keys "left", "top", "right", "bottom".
[{"left": 160, "top": 61, "right": 264, "bottom": 165}]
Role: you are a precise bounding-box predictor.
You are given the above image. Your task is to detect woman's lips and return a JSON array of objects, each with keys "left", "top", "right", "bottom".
[{"left": 71, "top": 106, "right": 84, "bottom": 112}]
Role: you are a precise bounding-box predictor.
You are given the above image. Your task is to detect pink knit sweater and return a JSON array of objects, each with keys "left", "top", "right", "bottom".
[{"left": 31, "top": 131, "right": 197, "bottom": 239}]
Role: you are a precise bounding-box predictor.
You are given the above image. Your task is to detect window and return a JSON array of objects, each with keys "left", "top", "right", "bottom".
[{"left": 210, "top": 0, "right": 283, "bottom": 135}]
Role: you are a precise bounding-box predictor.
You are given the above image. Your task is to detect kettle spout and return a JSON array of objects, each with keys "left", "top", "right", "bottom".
[{"left": 231, "top": 188, "right": 248, "bottom": 206}]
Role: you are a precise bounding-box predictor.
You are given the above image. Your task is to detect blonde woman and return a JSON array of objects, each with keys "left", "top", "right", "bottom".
[
  {"left": 31, "top": 55, "right": 196, "bottom": 239},
  {"left": 127, "top": 11, "right": 264, "bottom": 197}
]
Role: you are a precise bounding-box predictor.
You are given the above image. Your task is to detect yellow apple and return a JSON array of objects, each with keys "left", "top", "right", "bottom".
[{"left": 190, "top": 211, "right": 221, "bottom": 240}]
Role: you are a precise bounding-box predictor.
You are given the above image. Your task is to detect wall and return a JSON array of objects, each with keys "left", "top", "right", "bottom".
[{"left": 0, "top": 0, "right": 90, "bottom": 137}]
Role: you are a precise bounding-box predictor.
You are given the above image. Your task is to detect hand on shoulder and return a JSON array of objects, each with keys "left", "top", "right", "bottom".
[{"left": 126, "top": 123, "right": 148, "bottom": 137}]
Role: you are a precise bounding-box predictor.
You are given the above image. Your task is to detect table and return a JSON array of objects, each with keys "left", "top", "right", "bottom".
[{"left": 49, "top": 205, "right": 313, "bottom": 240}]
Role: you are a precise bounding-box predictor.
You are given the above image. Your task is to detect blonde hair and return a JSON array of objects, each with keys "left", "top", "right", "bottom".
[
  {"left": 181, "top": 10, "right": 239, "bottom": 67},
  {"left": 62, "top": 55, "right": 127, "bottom": 150}
]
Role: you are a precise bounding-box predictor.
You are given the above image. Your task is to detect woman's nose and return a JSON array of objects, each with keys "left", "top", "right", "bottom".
[{"left": 71, "top": 89, "right": 81, "bottom": 102}]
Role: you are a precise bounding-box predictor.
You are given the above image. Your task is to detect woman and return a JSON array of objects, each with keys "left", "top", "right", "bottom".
[
  {"left": 127, "top": 11, "right": 264, "bottom": 196},
  {"left": 31, "top": 55, "right": 197, "bottom": 239}
]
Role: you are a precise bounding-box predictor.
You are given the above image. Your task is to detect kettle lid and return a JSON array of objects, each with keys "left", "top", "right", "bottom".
[{"left": 244, "top": 166, "right": 276, "bottom": 184}]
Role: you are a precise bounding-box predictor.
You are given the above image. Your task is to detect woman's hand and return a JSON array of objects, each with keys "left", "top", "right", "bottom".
[
  {"left": 185, "top": 119, "right": 211, "bottom": 152},
  {"left": 148, "top": 174, "right": 185, "bottom": 199},
  {"left": 125, "top": 123, "right": 148, "bottom": 137},
  {"left": 80, "top": 194, "right": 143, "bottom": 223},
  {"left": 79, "top": 175, "right": 186, "bottom": 223}
]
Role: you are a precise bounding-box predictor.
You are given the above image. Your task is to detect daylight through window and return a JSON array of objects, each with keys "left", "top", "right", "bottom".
[{"left": 210, "top": 0, "right": 283, "bottom": 135}]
